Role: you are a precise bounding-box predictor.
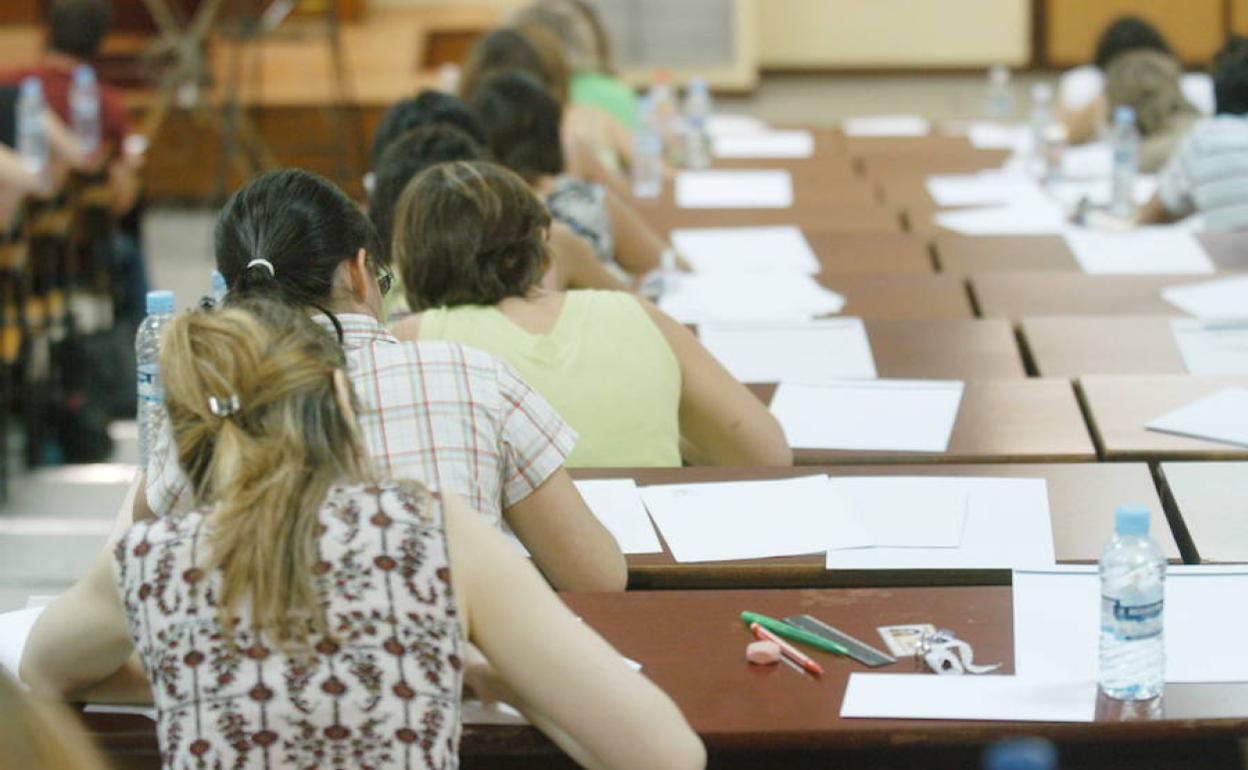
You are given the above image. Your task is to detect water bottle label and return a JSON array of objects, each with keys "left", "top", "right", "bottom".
[
  {"left": 1103, "top": 595, "right": 1163, "bottom": 640},
  {"left": 137, "top": 363, "right": 163, "bottom": 404}
]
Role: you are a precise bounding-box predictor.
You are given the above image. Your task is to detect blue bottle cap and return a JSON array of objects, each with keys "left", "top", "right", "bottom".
[
  {"left": 73, "top": 64, "right": 95, "bottom": 84},
  {"left": 211, "top": 270, "right": 227, "bottom": 292},
  {"left": 146, "top": 290, "right": 176, "bottom": 315},
  {"left": 21, "top": 76, "right": 41, "bottom": 96},
  {"left": 1114, "top": 105, "right": 1136, "bottom": 126},
  {"left": 983, "top": 737, "right": 1058, "bottom": 770},
  {"left": 1115, "top": 505, "right": 1150, "bottom": 537}
]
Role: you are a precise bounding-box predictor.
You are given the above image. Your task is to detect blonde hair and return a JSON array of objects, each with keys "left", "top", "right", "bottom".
[
  {"left": 161, "top": 298, "right": 373, "bottom": 642},
  {"left": 1106, "top": 49, "right": 1197, "bottom": 136},
  {"left": 0, "top": 670, "right": 111, "bottom": 770}
]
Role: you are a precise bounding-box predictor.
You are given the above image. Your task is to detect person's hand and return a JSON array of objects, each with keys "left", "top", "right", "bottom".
[{"left": 461, "top": 640, "right": 519, "bottom": 707}]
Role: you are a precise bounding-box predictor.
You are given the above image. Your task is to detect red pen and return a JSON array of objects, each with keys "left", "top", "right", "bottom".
[{"left": 750, "top": 622, "right": 823, "bottom": 676}]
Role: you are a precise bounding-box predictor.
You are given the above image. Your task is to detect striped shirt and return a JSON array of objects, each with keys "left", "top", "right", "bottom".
[
  {"left": 146, "top": 313, "right": 577, "bottom": 528},
  {"left": 1158, "top": 115, "right": 1248, "bottom": 231}
]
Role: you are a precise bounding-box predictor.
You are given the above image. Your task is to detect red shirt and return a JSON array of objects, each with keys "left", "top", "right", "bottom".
[{"left": 0, "top": 61, "right": 129, "bottom": 155}]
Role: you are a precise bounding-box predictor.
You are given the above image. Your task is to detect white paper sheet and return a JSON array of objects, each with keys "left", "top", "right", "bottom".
[
  {"left": 1046, "top": 176, "right": 1158, "bottom": 210},
  {"left": 843, "top": 114, "right": 930, "bottom": 137},
  {"left": 705, "top": 113, "right": 769, "bottom": 138},
  {"left": 659, "top": 272, "right": 845, "bottom": 323},
  {"left": 698, "top": 318, "right": 877, "bottom": 383},
  {"left": 674, "top": 170, "right": 793, "bottom": 209},
  {"left": 1146, "top": 388, "right": 1248, "bottom": 448},
  {"left": 841, "top": 674, "right": 1097, "bottom": 722},
  {"left": 825, "top": 478, "right": 1054, "bottom": 570},
  {"left": 965, "top": 122, "right": 1033, "bottom": 153},
  {"left": 572, "top": 479, "right": 662, "bottom": 554},
  {"left": 671, "top": 225, "right": 820, "bottom": 274},
  {"left": 0, "top": 606, "right": 45, "bottom": 679},
  {"left": 1061, "top": 143, "right": 1114, "bottom": 179},
  {"left": 639, "top": 476, "right": 870, "bottom": 563},
  {"left": 933, "top": 201, "right": 1067, "bottom": 235},
  {"left": 1170, "top": 319, "right": 1248, "bottom": 375},
  {"left": 769, "top": 380, "right": 964, "bottom": 452},
  {"left": 1161, "top": 275, "right": 1248, "bottom": 321},
  {"left": 83, "top": 704, "right": 158, "bottom": 720},
  {"left": 925, "top": 172, "right": 1045, "bottom": 207},
  {"left": 827, "top": 477, "right": 967, "bottom": 549},
  {"left": 712, "top": 130, "right": 814, "bottom": 159},
  {"left": 1064, "top": 227, "right": 1215, "bottom": 275}
]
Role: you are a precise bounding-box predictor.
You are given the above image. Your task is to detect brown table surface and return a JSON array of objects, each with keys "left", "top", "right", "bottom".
[
  {"left": 1020, "top": 316, "right": 1188, "bottom": 377},
  {"left": 804, "top": 231, "right": 934, "bottom": 274},
  {"left": 571, "top": 463, "right": 1177, "bottom": 589},
  {"left": 749, "top": 380, "right": 1096, "bottom": 465},
  {"left": 969, "top": 272, "right": 1227, "bottom": 319},
  {"left": 935, "top": 233, "right": 1248, "bottom": 275},
  {"left": 1079, "top": 374, "right": 1248, "bottom": 461},
  {"left": 637, "top": 197, "right": 901, "bottom": 233},
  {"left": 818, "top": 273, "right": 973, "bottom": 320},
  {"left": 1158, "top": 461, "right": 1248, "bottom": 563}
]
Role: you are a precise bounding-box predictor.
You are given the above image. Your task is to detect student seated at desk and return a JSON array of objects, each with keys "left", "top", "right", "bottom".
[
  {"left": 144, "top": 169, "right": 626, "bottom": 592},
  {"left": 21, "top": 302, "right": 706, "bottom": 770},
  {"left": 470, "top": 72, "right": 678, "bottom": 283},
  {"left": 1139, "top": 47, "right": 1248, "bottom": 231},
  {"left": 0, "top": 670, "right": 109, "bottom": 770},
  {"left": 390, "top": 160, "right": 791, "bottom": 469},
  {"left": 1104, "top": 50, "right": 1200, "bottom": 172}
]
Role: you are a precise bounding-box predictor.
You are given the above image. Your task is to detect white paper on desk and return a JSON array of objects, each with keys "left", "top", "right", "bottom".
[
  {"left": 640, "top": 476, "right": 869, "bottom": 562},
  {"left": 1170, "top": 319, "right": 1248, "bottom": 375},
  {"left": 933, "top": 200, "right": 1067, "bottom": 235},
  {"left": 1047, "top": 176, "right": 1158, "bottom": 210},
  {"left": 0, "top": 606, "right": 46, "bottom": 678},
  {"left": 1161, "top": 275, "right": 1248, "bottom": 321},
  {"left": 705, "top": 113, "right": 769, "bottom": 137},
  {"left": 713, "top": 130, "right": 814, "bottom": 159},
  {"left": 769, "top": 380, "right": 964, "bottom": 452},
  {"left": 659, "top": 272, "right": 845, "bottom": 323},
  {"left": 924, "top": 172, "right": 1045, "bottom": 208},
  {"left": 698, "top": 319, "right": 877, "bottom": 383},
  {"left": 1146, "top": 388, "right": 1248, "bottom": 448},
  {"left": 671, "top": 225, "right": 819, "bottom": 274},
  {"left": 675, "top": 170, "right": 793, "bottom": 209},
  {"left": 841, "top": 674, "right": 1097, "bottom": 722},
  {"left": 843, "top": 114, "right": 930, "bottom": 137},
  {"left": 964, "top": 122, "right": 1033, "bottom": 153},
  {"left": 573, "top": 479, "right": 662, "bottom": 554},
  {"left": 825, "top": 478, "right": 1054, "bottom": 570},
  {"left": 1062, "top": 143, "right": 1114, "bottom": 179},
  {"left": 827, "top": 477, "right": 967, "bottom": 549},
  {"left": 1064, "top": 227, "right": 1215, "bottom": 275},
  {"left": 83, "top": 704, "right": 158, "bottom": 721}
]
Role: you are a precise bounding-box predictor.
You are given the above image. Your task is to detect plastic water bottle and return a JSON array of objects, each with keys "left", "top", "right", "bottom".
[
  {"left": 983, "top": 737, "right": 1058, "bottom": 770},
  {"left": 70, "top": 64, "right": 101, "bottom": 158},
  {"left": 649, "top": 75, "right": 681, "bottom": 165},
  {"left": 136, "top": 290, "right": 176, "bottom": 469},
  {"left": 1099, "top": 505, "right": 1166, "bottom": 701},
  {"left": 682, "top": 76, "right": 712, "bottom": 170},
  {"left": 632, "top": 95, "right": 663, "bottom": 199},
  {"left": 1029, "top": 83, "right": 1055, "bottom": 178},
  {"left": 210, "top": 270, "right": 228, "bottom": 307},
  {"left": 16, "top": 76, "right": 49, "bottom": 180},
  {"left": 1109, "top": 105, "right": 1140, "bottom": 220},
  {"left": 984, "top": 65, "right": 1013, "bottom": 119}
]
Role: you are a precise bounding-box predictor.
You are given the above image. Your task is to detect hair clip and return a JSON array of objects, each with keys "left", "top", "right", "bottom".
[
  {"left": 208, "top": 394, "right": 242, "bottom": 418},
  {"left": 246, "top": 258, "right": 276, "bottom": 277}
]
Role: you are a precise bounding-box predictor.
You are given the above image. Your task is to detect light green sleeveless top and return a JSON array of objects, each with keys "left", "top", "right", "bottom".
[
  {"left": 571, "top": 72, "right": 639, "bottom": 128},
  {"left": 418, "top": 291, "right": 682, "bottom": 468}
]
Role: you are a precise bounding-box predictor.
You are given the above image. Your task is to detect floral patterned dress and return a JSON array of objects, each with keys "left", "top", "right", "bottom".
[{"left": 115, "top": 481, "right": 463, "bottom": 770}]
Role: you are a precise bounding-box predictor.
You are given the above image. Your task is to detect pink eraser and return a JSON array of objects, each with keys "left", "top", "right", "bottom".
[{"left": 746, "top": 640, "right": 782, "bottom": 665}]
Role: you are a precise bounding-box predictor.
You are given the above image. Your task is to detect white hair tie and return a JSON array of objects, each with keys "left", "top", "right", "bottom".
[{"left": 246, "top": 258, "right": 276, "bottom": 277}]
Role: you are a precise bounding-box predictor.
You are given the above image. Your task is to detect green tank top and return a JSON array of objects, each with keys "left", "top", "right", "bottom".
[
  {"left": 418, "top": 291, "right": 682, "bottom": 468},
  {"left": 571, "top": 72, "right": 639, "bottom": 128}
]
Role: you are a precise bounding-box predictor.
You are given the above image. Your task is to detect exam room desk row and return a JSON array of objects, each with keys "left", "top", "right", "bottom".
[{"left": 80, "top": 585, "right": 1248, "bottom": 770}]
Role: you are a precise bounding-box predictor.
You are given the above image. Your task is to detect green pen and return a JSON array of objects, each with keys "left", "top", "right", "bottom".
[{"left": 741, "top": 611, "right": 850, "bottom": 657}]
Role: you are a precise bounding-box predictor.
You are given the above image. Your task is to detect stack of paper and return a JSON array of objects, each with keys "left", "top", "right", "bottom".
[
  {"left": 659, "top": 272, "right": 845, "bottom": 323},
  {"left": 697, "top": 319, "right": 877, "bottom": 383},
  {"left": 1161, "top": 275, "right": 1248, "bottom": 321},
  {"left": 674, "top": 170, "right": 794, "bottom": 209},
  {"left": 1064, "top": 227, "right": 1215, "bottom": 275},
  {"left": 933, "top": 200, "right": 1067, "bottom": 235},
  {"left": 712, "top": 130, "right": 814, "bottom": 159},
  {"left": 671, "top": 226, "right": 820, "bottom": 274},
  {"left": 843, "top": 115, "right": 931, "bottom": 137},
  {"left": 1170, "top": 320, "right": 1248, "bottom": 375},
  {"left": 1146, "top": 388, "right": 1248, "bottom": 448},
  {"left": 572, "top": 479, "right": 662, "bottom": 554},
  {"left": 769, "top": 380, "right": 964, "bottom": 452},
  {"left": 925, "top": 172, "right": 1045, "bottom": 208}
]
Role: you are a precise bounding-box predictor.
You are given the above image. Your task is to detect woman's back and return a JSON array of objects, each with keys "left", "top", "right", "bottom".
[
  {"left": 117, "top": 481, "right": 462, "bottom": 770},
  {"left": 418, "top": 290, "right": 682, "bottom": 467}
]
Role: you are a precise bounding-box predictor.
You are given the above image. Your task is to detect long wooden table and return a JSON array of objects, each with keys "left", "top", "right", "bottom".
[
  {"left": 571, "top": 463, "right": 1177, "bottom": 590},
  {"left": 818, "top": 273, "right": 972, "bottom": 319},
  {"left": 1158, "top": 461, "right": 1248, "bottom": 563},
  {"left": 969, "top": 272, "right": 1220, "bottom": 319},
  {"left": 1079, "top": 375, "right": 1248, "bottom": 461},
  {"left": 749, "top": 381, "right": 1096, "bottom": 465},
  {"left": 935, "top": 233, "right": 1248, "bottom": 275},
  {"left": 804, "top": 232, "right": 933, "bottom": 274},
  {"left": 1020, "top": 316, "right": 1187, "bottom": 377}
]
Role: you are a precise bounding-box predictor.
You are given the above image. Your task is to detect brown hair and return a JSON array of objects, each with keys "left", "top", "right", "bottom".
[
  {"left": 0, "top": 670, "right": 112, "bottom": 770},
  {"left": 460, "top": 26, "right": 570, "bottom": 105},
  {"left": 392, "top": 160, "right": 552, "bottom": 311},
  {"left": 514, "top": 0, "right": 615, "bottom": 75},
  {"left": 161, "top": 298, "right": 373, "bottom": 643},
  {"left": 1105, "top": 49, "right": 1197, "bottom": 136}
]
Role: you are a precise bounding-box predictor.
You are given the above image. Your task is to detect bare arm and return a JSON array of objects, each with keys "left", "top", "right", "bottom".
[
  {"left": 640, "top": 300, "right": 792, "bottom": 467},
  {"left": 1136, "top": 193, "right": 1175, "bottom": 225},
  {"left": 445, "top": 494, "right": 704, "bottom": 770},
  {"left": 604, "top": 188, "right": 669, "bottom": 276},
  {"left": 550, "top": 221, "right": 630, "bottom": 292},
  {"left": 1059, "top": 93, "right": 1107, "bottom": 146}
]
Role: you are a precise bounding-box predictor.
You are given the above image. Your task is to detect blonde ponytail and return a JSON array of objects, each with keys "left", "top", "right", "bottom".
[{"left": 160, "top": 299, "right": 373, "bottom": 643}]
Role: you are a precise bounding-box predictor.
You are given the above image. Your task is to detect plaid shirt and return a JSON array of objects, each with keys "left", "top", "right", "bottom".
[{"left": 146, "top": 313, "right": 577, "bottom": 527}]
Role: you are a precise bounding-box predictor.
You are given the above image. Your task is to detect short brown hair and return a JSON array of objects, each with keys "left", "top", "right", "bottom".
[
  {"left": 48, "top": 0, "right": 112, "bottom": 59},
  {"left": 460, "top": 26, "right": 569, "bottom": 105},
  {"left": 392, "top": 160, "right": 552, "bottom": 311}
]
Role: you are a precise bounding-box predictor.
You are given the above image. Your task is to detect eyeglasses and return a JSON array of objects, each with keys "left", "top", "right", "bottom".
[{"left": 376, "top": 262, "right": 394, "bottom": 297}]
